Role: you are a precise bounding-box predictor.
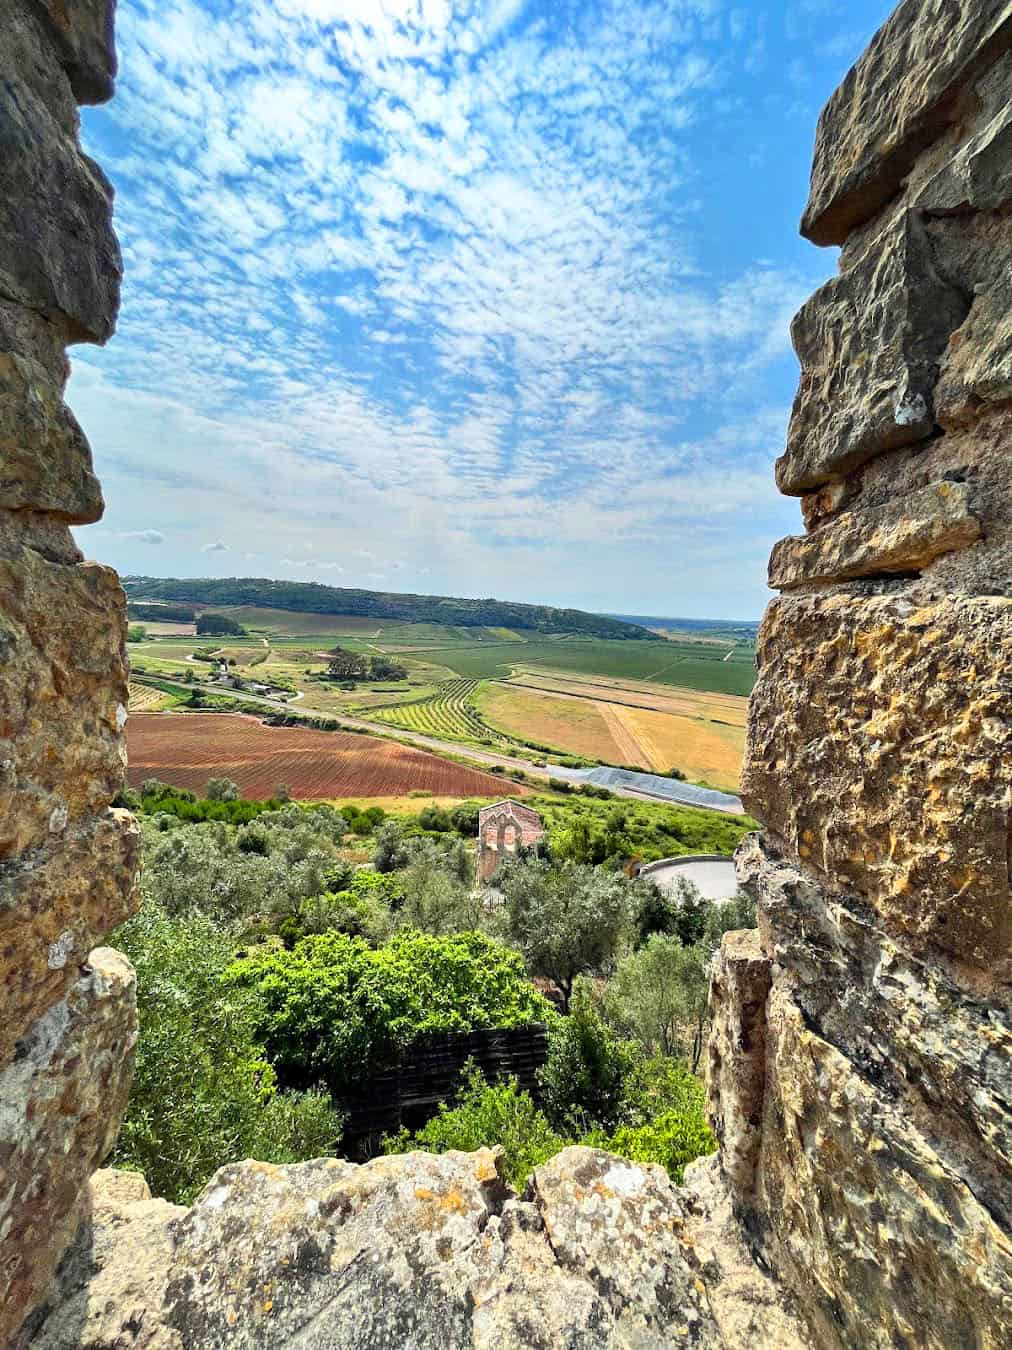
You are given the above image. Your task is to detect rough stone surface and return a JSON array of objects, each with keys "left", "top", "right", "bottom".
[
  {"left": 715, "top": 7, "right": 1012, "bottom": 1345},
  {"left": 33, "top": 0, "right": 118, "bottom": 104},
  {"left": 0, "top": 809, "right": 139, "bottom": 1067},
  {"left": 769, "top": 480, "right": 981, "bottom": 588},
  {"left": 742, "top": 590, "right": 1011, "bottom": 985},
  {"left": 0, "top": 949, "right": 137, "bottom": 1348},
  {"left": 704, "top": 931, "right": 770, "bottom": 1197},
  {"left": 0, "top": 348, "right": 104, "bottom": 521},
  {"left": 801, "top": 0, "right": 1012, "bottom": 244},
  {"left": 26, "top": 1149, "right": 733, "bottom": 1348},
  {"left": 777, "top": 211, "right": 968, "bottom": 495},
  {"left": 680, "top": 1156, "right": 812, "bottom": 1350},
  {"left": 0, "top": 0, "right": 122, "bottom": 340},
  {"left": 739, "top": 837, "right": 1011, "bottom": 1230},
  {"left": 0, "top": 547, "right": 130, "bottom": 858},
  {"left": 0, "top": 2, "right": 135, "bottom": 1338},
  {"left": 752, "top": 980, "right": 1012, "bottom": 1350}
]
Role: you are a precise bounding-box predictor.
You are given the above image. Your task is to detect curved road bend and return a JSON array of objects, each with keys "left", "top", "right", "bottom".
[{"left": 130, "top": 674, "right": 745, "bottom": 816}]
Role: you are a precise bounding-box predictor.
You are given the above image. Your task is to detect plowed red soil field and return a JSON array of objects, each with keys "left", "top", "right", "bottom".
[{"left": 126, "top": 713, "right": 522, "bottom": 801}]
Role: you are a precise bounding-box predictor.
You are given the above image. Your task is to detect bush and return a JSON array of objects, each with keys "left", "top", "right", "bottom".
[
  {"left": 196, "top": 612, "right": 245, "bottom": 636},
  {"left": 224, "top": 930, "right": 551, "bottom": 1097},
  {"left": 538, "top": 983, "right": 638, "bottom": 1134},
  {"left": 384, "top": 1067, "right": 564, "bottom": 1192},
  {"left": 588, "top": 1058, "right": 715, "bottom": 1183},
  {"left": 111, "top": 904, "right": 344, "bottom": 1203}
]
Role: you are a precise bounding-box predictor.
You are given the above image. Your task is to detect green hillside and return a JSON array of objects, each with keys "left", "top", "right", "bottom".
[{"left": 123, "top": 577, "right": 661, "bottom": 641}]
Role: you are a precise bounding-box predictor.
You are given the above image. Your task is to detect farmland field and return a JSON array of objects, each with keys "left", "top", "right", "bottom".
[
  {"left": 126, "top": 713, "right": 525, "bottom": 800},
  {"left": 367, "top": 678, "right": 501, "bottom": 742},
  {"left": 476, "top": 683, "right": 631, "bottom": 764}
]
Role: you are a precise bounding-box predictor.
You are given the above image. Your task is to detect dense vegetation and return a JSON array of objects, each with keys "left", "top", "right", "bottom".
[
  {"left": 196, "top": 612, "right": 246, "bottom": 636},
  {"left": 325, "top": 646, "right": 409, "bottom": 682},
  {"left": 112, "top": 785, "right": 754, "bottom": 1203},
  {"left": 127, "top": 601, "right": 196, "bottom": 623},
  {"left": 123, "top": 576, "right": 660, "bottom": 640}
]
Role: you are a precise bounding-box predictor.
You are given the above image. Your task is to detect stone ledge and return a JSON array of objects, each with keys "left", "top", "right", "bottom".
[
  {"left": 768, "top": 480, "right": 981, "bottom": 588},
  {"left": 801, "top": 0, "right": 1012, "bottom": 244}
]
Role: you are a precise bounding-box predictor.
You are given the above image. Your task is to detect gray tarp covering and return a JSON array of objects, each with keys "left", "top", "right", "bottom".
[{"left": 551, "top": 765, "right": 744, "bottom": 814}]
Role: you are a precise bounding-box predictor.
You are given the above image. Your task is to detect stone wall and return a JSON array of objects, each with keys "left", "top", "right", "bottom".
[
  {"left": 0, "top": 0, "right": 139, "bottom": 1341},
  {"left": 710, "top": 1, "right": 1012, "bottom": 1345}
]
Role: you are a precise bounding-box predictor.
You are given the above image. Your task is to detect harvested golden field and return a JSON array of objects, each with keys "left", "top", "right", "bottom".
[
  {"left": 507, "top": 669, "right": 748, "bottom": 727},
  {"left": 476, "top": 683, "right": 629, "bottom": 763},
  {"left": 614, "top": 705, "right": 744, "bottom": 791},
  {"left": 126, "top": 713, "right": 526, "bottom": 801},
  {"left": 481, "top": 675, "right": 745, "bottom": 787}
]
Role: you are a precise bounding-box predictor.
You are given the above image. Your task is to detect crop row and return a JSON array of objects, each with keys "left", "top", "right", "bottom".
[{"left": 369, "top": 679, "right": 522, "bottom": 748}]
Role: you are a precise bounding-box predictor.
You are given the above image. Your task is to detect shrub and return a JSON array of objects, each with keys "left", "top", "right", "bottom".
[
  {"left": 383, "top": 1067, "right": 563, "bottom": 1192},
  {"left": 538, "top": 983, "right": 638, "bottom": 1134},
  {"left": 224, "top": 930, "right": 551, "bottom": 1096},
  {"left": 111, "top": 904, "right": 344, "bottom": 1203}
]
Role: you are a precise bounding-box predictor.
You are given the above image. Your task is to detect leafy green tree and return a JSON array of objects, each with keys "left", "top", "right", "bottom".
[
  {"left": 326, "top": 645, "right": 367, "bottom": 680},
  {"left": 605, "top": 936, "right": 710, "bottom": 1069},
  {"left": 206, "top": 776, "right": 240, "bottom": 802},
  {"left": 396, "top": 849, "right": 482, "bottom": 935},
  {"left": 538, "top": 982, "right": 638, "bottom": 1133},
  {"left": 224, "top": 930, "right": 550, "bottom": 1096},
  {"left": 496, "top": 858, "right": 632, "bottom": 1010},
  {"left": 127, "top": 624, "right": 147, "bottom": 642},
  {"left": 111, "top": 904, "right": 343, "bottom": 1203},
  {"left": 373, "top": 819, "right": 408, "bottom": 872},
  {"left": 196, "top": 612, "right": 245, "bottom": 636},
  {"left": 450, "top": 804, "right": 480, "bottom": 837}
]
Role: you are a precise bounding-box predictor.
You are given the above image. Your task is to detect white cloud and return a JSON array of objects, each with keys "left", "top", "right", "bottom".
[
  {"left": 71, "top": 0, "right": 821, "bottom": 618},
  {"left": 202, "top": 541, "right": 228, "bottom": 553},
  {"left": 122, "top": 528, "right": 165, "bottom": 544}
]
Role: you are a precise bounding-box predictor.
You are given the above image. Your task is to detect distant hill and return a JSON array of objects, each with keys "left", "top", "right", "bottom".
[
  {"left": 605, "top": 614, "right": 759, "bottom": 642},
  {"left": 123, "top": 577, "right": 662, "bottom": 641}
]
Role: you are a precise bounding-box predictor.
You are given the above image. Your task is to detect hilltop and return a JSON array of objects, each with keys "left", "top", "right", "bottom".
[{"left": 123, "top": 576, "right": 662, "bottom": 641}]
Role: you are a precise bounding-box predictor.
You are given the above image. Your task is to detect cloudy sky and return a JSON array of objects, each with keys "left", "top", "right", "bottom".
[{"left": 72, "top": 0, "right": 894, "bottom": 620}]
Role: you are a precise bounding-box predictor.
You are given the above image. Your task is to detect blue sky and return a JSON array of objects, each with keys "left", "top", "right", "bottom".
[{"left": 71, "top": 0, "right": 894, "bottom": 620}]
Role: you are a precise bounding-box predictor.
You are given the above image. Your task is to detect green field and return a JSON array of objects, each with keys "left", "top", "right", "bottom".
[
  {"left": 127, "top": 609, "right": 757, "bottom": 712},
  {"left": 369, "top": 678, "right": 504, "bottom": 742},
  {"left": 404, "top": 638, "right": 756, "bottom": 696}
]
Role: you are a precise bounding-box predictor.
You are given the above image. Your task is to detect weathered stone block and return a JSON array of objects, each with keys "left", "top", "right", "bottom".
[
  {"left": 32, "top": 0, "right": 118, "bottom": 105},
  {"left": 802, "top": 0, "right": 1012, "bottom": 244},
  {"left": 26, "top": 1149, "right": 724, "bottom": 1348},
  {"left": 0, "top": 547, "right": 129, "bottom": 857},
  {"left": 777, "top": 212, "right": 968, "bottom": 496},
  {"left": 769, "top": 481, "right": 981, "bottom": 588},
  {"left": 753, "top": 981, "right": 1012, "bottom": 1349},
  {"left": 0, "top": 948, "right": 137, "bottom": 1348},
  {"left": 0, "top": 808, "right": 139, "bottom": 1069},
  {"left": 742, "top": 591, "right": 1012, "bottom": 981},
  {"left": 935, "top": 269, "right": 1012, "bottom": 428},
  {"left": 0, "top": 7, "right": 121, "bottom": 341},
  {"left": 739, "top": 836, "right": 1011, "bottom": 1226},
  {"left": 0, "top": 348, "right": 104, "bottom": 521},
  {"left": 704, "top": 928, "right": 770, "bottom": 1197}
]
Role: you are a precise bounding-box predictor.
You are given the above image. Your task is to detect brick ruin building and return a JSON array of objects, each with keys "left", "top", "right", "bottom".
[
  {"left": 476, "top": 799, "right": 546, "bottom": 883},
  {"left": 2, "top": 0, "right": 1009, "bottom": 1345}
]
